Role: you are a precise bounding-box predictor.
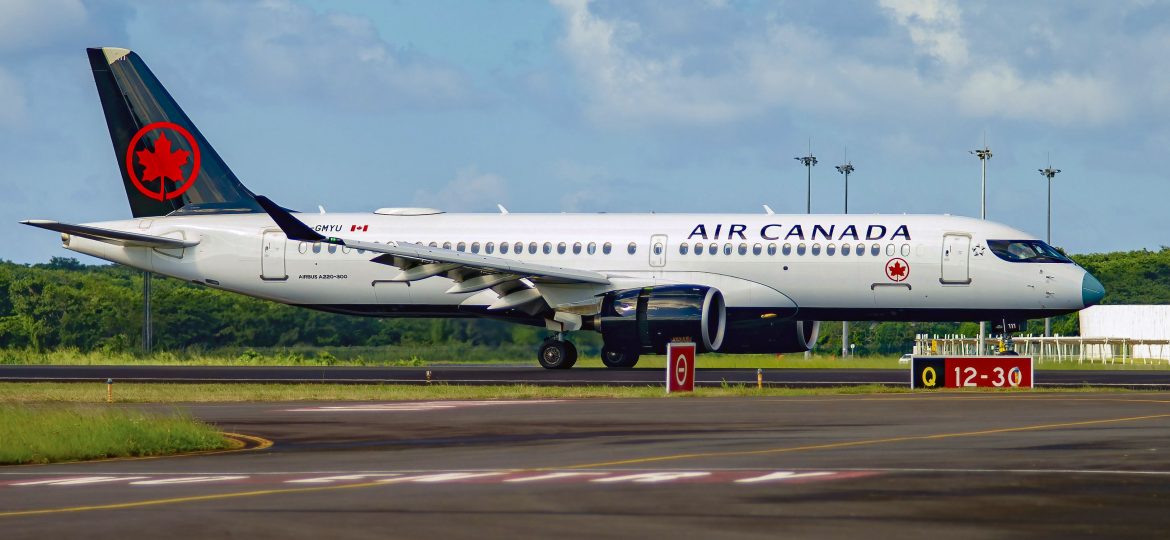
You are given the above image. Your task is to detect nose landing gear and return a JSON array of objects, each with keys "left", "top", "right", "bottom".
[{"left": 537, "top": 337, "right": 578, "bottom": 369}]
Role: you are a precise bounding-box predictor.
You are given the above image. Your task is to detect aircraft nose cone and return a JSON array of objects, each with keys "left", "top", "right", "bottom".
[{"left": 1082, "top": 271, "right": 1106, "bottom": 307}]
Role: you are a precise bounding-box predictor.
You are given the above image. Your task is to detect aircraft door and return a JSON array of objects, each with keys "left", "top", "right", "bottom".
[
  {"left": 649, "top": 234, "right": 667, "bottom": 268},
  {"left": 261, "top": 230, "right": 288, "bottom": 280},
  {"left": 941, "top": 234, "right": 971, "bottom": 284}
]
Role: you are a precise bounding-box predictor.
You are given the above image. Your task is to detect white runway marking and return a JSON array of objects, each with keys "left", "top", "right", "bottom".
[
  {"left": 283, "top": 400, "right": 561, "bottom": 412},
  {"left": 130, "top": 476, "right": 249, "bottom": 485},
  {"left": 0, "top": 469, "right": 869, "bottom": 488}
]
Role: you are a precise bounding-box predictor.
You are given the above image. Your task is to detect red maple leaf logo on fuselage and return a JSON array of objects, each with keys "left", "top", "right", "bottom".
[
  {"left": 886, "top": 258, "right": 909, "bottom": 282},
  {"left": 136, "top": 132, "right": 190, "bottom": 198}
]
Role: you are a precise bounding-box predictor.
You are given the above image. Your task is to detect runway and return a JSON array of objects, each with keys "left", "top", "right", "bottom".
[
  {"left": 3, "top": 392, "right": 1170, "bottom": 538},
  {"left": 4, "top": 364, "right": 1170, "bottom": 388}
]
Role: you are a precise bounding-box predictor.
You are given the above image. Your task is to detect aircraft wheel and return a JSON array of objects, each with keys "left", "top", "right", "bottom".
[
  {"left": 538, "top": 339, "right": 577, "bottom": 369},
  {"left": 601, "top": 346, "right": 639, "bottom": 369}
]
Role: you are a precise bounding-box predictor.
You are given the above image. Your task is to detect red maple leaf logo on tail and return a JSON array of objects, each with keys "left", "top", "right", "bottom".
[{"left": 136, "top": 132, "right": 190, "bottom": 197}]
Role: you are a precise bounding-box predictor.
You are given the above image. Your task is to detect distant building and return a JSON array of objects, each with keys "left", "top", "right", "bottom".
[{"left": 1079, "top": 305, "right": 1170, "bottom": 359}]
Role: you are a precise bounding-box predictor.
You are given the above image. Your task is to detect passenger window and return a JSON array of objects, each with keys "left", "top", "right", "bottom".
[
  {"left": 327, "top": 244, "right": 337, "bottom": 254},
  {"left": 557, "top": 242, "right": 567, "bottom": 255},
  {"left": 680, "top": 242, "right": 689, "bottom": 255},
  {"left": 901, "top": 244, "right": 910, "bottom": 256},
  {"left": 514, "top": 242, "right": 523, "bottom": 253},
  {"left": 870, "top": 244, "right": 880, "bottom": 256},
  {"left": 653, "top": 242, "right": 663, "bottom": 255},
  {"left": 694, "top": 242, "right": 703, "bottom": 255},
  {"left": 782, "top": 243, "right": 792, "bottom": 256},
  {"left": 886, "top": 244, "right": 895, "bottom": 256},
  {"left": 529, "top": 242, "right": 538, "bottom": 254},
  {"left": 499, "top": 242, "right": 509, "bottom": 254},
  {"left": 857, "top": 243, "right": 865, "bottom": 256},
  {"left": 573, "top": 242, "right": 582, "bottom": 255},
  {"left": 628, "top": 242, "right": 637, "bottom": 255},
  {"left": 708, "top": 243, "right": 717, "bottom": 255},
  {"left": 826, "top": 243, "right": 835, "bottom": 256},
  {"left": 312, "top": 243, "right": 321, "bottom": 254},
  {"left": 587, "top": 242, "right": 597, "bottom": 255},
  {"left": 603, "top": 242, "right": 612, "bottom": 254},
  {"left": 543, "top": 242, "right": 552, "bottom": 254},
  {"left": 442, "top": 242, "right": 452, "bottom": 250},
  {"left": 842, "top": 243, "right": 851, "bottom": 256},
  {"left": 721, "top": 243, "right": 731, "bottom": 255},
  {"left": 298, "top": 242, "right": 308, "bottom": 254},
  {"left": 767, "top": 243, "right": 777, "bottom": 256},
  {"left": 471, "top": 242, "right": 481, "bottom": 254},
  {"left": 457, "top": 242, "right": 467, "bottom": 252},
  {"left": 811, "top": 243, "right": 821, "bottom": 256},
  {"left": 485, "top": 242, "right": 495, "bottom": 254},
  {"left": 428, "top": 241, "right": 438, "bottom": 248},
  {"left": 797, "top": 243, "right": 806, "bottom": 256},
  {"left": 738, "top": 243, "right": 748, "bottom": 255},
  {"left": 752, "top": 243, "right": 762, "bottom": 256}
]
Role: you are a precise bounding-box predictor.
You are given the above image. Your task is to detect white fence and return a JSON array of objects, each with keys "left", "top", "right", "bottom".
[{"left": 913, "top": 334, "right": 1170, "bottom": 365}]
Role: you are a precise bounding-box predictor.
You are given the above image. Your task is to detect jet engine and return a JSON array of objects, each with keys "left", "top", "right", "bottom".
[
  {"left": 592, "top": 285, "right": 726, "bottom": 354},
  {"left": 717, "top": 318, "right": 820, "bottom": 354}
]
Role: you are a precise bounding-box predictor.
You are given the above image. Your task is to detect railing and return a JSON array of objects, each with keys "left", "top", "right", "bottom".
[{"left": 913, "top": 334, "right": 1170, "bottom": 365}]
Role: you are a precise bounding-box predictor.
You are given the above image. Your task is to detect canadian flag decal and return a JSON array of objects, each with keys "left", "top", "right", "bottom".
[{"left": 350, "top": 225, "right": 368, "bottom": 232}]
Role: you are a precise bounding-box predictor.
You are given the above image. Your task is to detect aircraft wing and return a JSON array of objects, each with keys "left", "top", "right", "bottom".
[
  {"left": 255, "top": 196, "right": 609, "bottom": 314},
  {"left": 20, "top": 220, "right": 200, "bottom": 249}
]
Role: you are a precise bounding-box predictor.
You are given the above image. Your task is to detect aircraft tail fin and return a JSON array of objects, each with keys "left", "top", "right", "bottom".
[{"left": 87, "top": 47, "right": 262, "bottom": 218}]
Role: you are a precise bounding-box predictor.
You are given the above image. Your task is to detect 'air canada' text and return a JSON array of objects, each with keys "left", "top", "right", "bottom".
[{"left": 687, "top": 223, "right": 911, "bottom": 242}]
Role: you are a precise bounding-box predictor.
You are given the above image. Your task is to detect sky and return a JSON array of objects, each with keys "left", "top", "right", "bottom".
[{"left": 1, "top": 0, "right": 1168, "bottom": 264}]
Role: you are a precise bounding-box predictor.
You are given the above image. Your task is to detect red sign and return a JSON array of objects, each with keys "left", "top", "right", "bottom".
[
  {"left": 667, "top": 342, "right": 696, "bottom": 393},
  {"left": 911, "top": 356, "right": 1033, "bottom": 389},
  {"left": 885, "top": 258, "right": 909, "bottom": 282},
  {"left": 126, "top": 122, "right": 201, "bottom": 201}
]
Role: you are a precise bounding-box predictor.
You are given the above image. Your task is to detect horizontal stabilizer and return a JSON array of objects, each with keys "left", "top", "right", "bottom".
[
  {"left": 20, "top": 220, "right": 199, "bottom": 249},
  {"left": 255, "top": 196, "right": 325, "bottom": 242}
]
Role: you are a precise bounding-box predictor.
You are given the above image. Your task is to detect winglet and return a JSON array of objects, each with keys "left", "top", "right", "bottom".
[{"left": 255, "top": 195, "right": 327, "bottom": 242}]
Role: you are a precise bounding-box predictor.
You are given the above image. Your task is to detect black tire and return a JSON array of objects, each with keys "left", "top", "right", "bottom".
[
  {"left": 601, "top": 346, "right": 639, "bottom": 369},
  {"left": 538, "top": 340, "right": 576, "bottom": 369}
]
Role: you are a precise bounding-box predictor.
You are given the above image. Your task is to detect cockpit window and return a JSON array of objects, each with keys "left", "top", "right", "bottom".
[{"left": 987, "top": 240, "right": 1072, "bottom": 263}]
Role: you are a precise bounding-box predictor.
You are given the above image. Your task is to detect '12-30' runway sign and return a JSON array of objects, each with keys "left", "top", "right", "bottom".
[{"left": 667, "top": 342, "right": 696, "bottom": 393}]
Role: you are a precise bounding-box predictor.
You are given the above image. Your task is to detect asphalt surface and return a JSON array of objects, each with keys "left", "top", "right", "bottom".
[
  {"left": 3, "top": 392, "right": 1170, "bottom": 538},
  {"left": 4, "top": 364, "right": 1170, "bottom": 388}
]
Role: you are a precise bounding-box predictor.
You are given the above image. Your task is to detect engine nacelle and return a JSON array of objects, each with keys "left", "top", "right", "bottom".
[
  {"left": 716, "top": 316, "right": 820, "bottom": 354},
  {"left": 594, "top": 285, "right": 726, "bottom": 354}
]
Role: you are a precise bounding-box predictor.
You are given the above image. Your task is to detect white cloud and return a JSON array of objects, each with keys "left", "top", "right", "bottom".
[
  {"left": 878, "top": 0, "right": 968, "bottom": 68},
  {"left": 550, "top": 0, "right": 1130, "bottom": 129},
  {"left": 413, "top": 167, "right": 507, "bottom": 212},
  {"left": 958, "top": 66, "right": 1125, "bottom": 125},
  {"left": 171, "top": 0, "right": 475, "bottom": 109}
]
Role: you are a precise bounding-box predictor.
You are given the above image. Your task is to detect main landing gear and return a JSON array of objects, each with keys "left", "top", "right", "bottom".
[
  {"left": 538, "top": 337, "right": 577, "bottom": 369},
  {"left": 600, "top": 345, "right": 639, "bottom": 369}
]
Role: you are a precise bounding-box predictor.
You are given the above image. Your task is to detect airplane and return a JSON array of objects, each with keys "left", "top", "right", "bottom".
[{"left": 22, "top": 47, "right": 1106, "bottom": 369}]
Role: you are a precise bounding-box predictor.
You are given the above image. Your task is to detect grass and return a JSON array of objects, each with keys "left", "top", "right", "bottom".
[
  {"left": 2, "top": 347, "right": 1167, "bottom": 370},
  {"left": 0, "top": 403, "right": 231, "bottom": 465},
  {"left": 0, "top": 382, "right": 1141, "bottom": 404},
  {"left": 0, "top": 382, "right": 921, "bottom": 403}
]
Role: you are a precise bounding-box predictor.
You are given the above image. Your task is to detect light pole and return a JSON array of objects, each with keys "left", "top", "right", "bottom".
[
  {"left": 794, "top": 148, "right": 817, "bottom": 214},
  {"left": 143, "top": 271, "right": 152, "bottom": 354},
  {"left": 836, "top": 153, "right": 854, "bottom": 357},
  {"left": 970, "top": 144, "right": 992, "bottom": 354},
  {"left": 1039, "top": 163, "right": 1061, "bottom": 337},
  {"left": 795, "top": 145, "right": 816, "bottom": 358}
]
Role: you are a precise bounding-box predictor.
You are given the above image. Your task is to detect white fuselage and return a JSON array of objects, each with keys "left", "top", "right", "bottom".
[{"left": 58, "top": 211, "right": 1093, "bottom": 323}]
